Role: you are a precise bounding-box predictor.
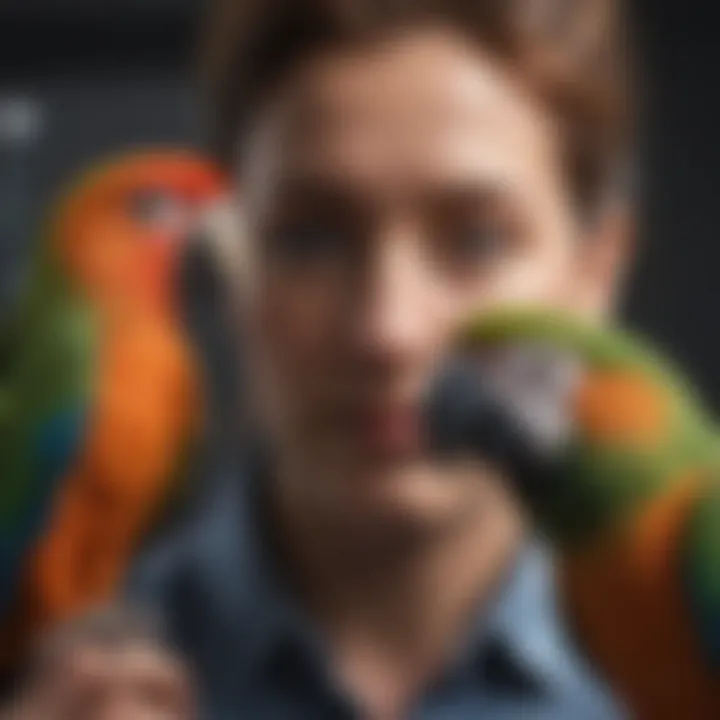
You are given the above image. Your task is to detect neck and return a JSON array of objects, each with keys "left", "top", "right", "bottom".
[{"left": 270, "top": 465, "right": 525, "bottom": 718}]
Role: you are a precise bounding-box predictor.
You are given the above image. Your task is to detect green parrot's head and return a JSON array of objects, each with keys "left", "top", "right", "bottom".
[{"left": 429, "top": 306, "right": 718, "bottom": 548}]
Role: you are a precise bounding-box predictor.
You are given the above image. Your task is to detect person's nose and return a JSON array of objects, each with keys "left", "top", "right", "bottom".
[{"left": 349, "top": 220, "right": 437, "bottom": 372}]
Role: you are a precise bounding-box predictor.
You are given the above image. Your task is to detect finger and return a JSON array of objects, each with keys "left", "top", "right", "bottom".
[
  {"left": 114, "top": 642, "right": 191, "bottom": 686},
  {"left": 110, "top": 643, "right": 195, "bottom": 713},
  {"left": 18, "top": 645, "right": 110, "bottom": 720},
  {"left": 97, "top": 695, "right": 190, "bottom": 720}
]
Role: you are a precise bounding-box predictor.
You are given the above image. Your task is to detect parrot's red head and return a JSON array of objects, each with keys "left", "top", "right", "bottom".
[{"left": 52, "top": 149, "right": 228, "bottom": 320}]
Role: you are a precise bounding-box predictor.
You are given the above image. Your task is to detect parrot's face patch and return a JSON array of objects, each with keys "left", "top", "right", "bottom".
[
  {"left": 126, "top": 186, "right": 195, "bottom": 239},
  {"left": 467, "top": 341, "right": 586, "bottom": 454},
  {"left": 120, "top": 186, "right": 200, "bottom": 315}
]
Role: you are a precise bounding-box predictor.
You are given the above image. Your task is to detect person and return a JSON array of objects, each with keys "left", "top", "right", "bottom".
[{"left": 7, "top": 0, "right": 637, "bottom": 717}]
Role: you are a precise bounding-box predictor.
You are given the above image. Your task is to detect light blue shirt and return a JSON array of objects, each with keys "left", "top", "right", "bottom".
[{"left": 128, "top": 467, "right": 625, "bottom": 720}]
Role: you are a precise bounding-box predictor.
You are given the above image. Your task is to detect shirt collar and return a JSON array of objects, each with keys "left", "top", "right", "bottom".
[
  {"left": 183, "top": 462, "right": 315, "bottom": 682},
  {"left": 472, "top": 540, "right": 567, "bottom": 695},
  {"left": 187, "top": 463, "right": 604, "bottom": 699},
  {"left": 474, "top": 539, "right": 618, "bottom": 704}
]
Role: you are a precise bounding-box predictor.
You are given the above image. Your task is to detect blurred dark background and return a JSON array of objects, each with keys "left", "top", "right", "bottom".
[{"left": 0, "top": 0, "right": 718, "bottom": 405}]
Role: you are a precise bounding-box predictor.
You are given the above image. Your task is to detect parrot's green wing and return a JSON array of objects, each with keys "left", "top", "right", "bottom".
[{"left": 0, "top": 248, "right": 98, "bottom": 614}]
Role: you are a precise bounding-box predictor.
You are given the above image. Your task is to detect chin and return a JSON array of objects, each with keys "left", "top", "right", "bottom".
[{"left": 324, "top": 458, "right": 488, "bottom": 535}]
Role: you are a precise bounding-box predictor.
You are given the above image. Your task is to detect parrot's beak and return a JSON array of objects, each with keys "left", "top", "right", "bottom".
[
  {"left": 141, "top": 193, "right": 236, "bottom": 319},
  {"left": 425, "top": 332, "right": 587, "bottom": 475},
  {"left": 189, "top": 197, "right": 245, "bottom": 290},
  {"left": 177, "top": 197, "right": 245, "bottom": 311},
  {"left": 176, "top": 195, "right": 244, "bottom": 448}
]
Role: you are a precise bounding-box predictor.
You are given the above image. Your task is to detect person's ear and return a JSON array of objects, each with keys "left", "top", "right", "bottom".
[{"left": 573, "top": 201, "right": 636, "bottom": 320}]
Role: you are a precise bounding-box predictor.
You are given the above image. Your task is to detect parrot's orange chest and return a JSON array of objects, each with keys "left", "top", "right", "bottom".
[
  {"left": 560, "top": 479, "right": 719, "bottom": 720},
  {"left": 23, "top": 315, "right": 199, "bottom": 627},
  {"left": 90, "top": 317, "right": 196, "bottom": 491}
]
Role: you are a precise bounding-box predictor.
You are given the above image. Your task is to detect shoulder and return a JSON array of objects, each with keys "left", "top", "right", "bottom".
[
  {"left": 487, "top": 542, "right": 627, "bottom": 718},
  {"left": 125, "top": 469, "right": 250, "bottom": 624},
  {"left": 123, "top": 461, "right": 279, "bottom": 695}
]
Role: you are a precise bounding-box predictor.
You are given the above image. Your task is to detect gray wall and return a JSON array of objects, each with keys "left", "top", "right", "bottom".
[{"left": 0, "top": 75, "right": 200, "bottom": 302}]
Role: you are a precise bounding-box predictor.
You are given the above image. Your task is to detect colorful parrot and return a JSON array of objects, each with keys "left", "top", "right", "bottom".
[
  {"left": 425, "top": 308, "right": 720, "bottom": 720},
  {"left": 0, "top": 149, "right": 227, "bottom": 670}
]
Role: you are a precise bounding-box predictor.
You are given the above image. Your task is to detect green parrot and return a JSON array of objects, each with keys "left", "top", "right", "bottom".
[
  {"left": 0, "top": 241, "right": 97, "bottom": 619},
  {"left": 425, "top": 307, "right": 720, "bottom": 720}
]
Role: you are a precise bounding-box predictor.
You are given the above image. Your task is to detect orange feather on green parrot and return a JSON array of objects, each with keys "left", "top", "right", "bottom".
[
  {"left": 426, "top": 307, "right": 720, "bottom": 720},
  {"left": 0, "top": 149, "right": 228, "bottom": 668}
]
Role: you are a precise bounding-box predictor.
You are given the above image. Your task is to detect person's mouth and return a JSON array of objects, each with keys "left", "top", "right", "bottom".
[{"left": 334, "top": 403, "right": 423, "bottom": 459}]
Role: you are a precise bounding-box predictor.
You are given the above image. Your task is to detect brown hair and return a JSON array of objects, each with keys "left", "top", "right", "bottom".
[{"left": 202, "top": 0, "right": 634, "bottom": 211}]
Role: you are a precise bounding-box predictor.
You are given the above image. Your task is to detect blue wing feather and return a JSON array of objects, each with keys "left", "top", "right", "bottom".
[{"left": 0, "top": 405, "right": 87, "bottom": 615}]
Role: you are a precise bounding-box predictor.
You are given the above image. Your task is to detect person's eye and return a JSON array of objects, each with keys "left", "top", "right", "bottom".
[
  {"left": 265, "top": 219, "right": 353, "bottom": 266},
  {"left": 445, "top": 222, "right": 513, "bottom": 267}
]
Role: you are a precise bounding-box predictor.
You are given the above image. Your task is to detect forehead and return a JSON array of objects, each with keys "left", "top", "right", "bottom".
[{"left": 242, "top": 30, "right": 563, "bottom": 203}]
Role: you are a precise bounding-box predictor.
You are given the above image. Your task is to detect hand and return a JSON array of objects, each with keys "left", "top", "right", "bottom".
[{"left": 2, "top": 607, "right": 195, "bottom": 720}]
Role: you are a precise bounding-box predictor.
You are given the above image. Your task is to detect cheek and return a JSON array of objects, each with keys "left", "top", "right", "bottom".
[
  {"left": 250, "top": 273, "right": 341, "bottom": 358},
  {"left": 460, "top": 241, "right": 580, "bottom": 312},
  {"left": 242, "top": 273, "right": 343, "bottom": 419}
]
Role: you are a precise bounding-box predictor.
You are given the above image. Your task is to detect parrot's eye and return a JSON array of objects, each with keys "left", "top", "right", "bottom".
[{"left": 128, "top": 189, "right": 186, "bottom": 230}]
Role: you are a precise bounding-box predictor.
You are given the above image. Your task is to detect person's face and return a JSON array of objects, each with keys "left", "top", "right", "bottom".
[{"left": 236, "top": 29, "right": 631, "bottom": 528}]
